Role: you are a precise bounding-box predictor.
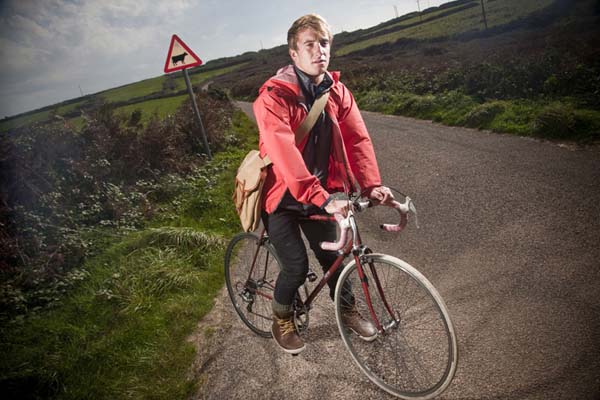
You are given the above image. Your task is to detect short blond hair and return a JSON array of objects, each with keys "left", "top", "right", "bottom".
[{"left": 287, "top": 14, "right": 333, "bottom": 50}]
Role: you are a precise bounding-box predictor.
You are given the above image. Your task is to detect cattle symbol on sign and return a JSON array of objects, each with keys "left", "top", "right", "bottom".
[
  {"left": 163, "top": 34, "right": 202, "bottom": 73},
  {"left": 172, "top": 52, "right": 188, "bottom": 65}
]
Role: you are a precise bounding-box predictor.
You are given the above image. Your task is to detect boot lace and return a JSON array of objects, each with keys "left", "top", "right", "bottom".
[
  {"left": 276, "top": 317, "right": 297, "bottom": 336},
  {"left": 342, "top": 306, "right": 360, "bottom": 318}
]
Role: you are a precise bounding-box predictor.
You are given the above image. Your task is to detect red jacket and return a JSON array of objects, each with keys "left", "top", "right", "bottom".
[{"left": 253, "top": 65, "right": 382, "bottom": 214}]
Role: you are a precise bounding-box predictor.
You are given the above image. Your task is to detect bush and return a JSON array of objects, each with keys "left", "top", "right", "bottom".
[
  {"left": 0, "top": 90, "right": 238, "bottom": 321},
  {"left": 573, "top": 109, "right": 600, "bottom": 142},
  {"left": 345, "top": 46, "right": 599, "bottom": 106},
  {"left": 393, "top": 93, "right": 437, "bottom": 118},
  {"left": 175, "top": 88, "right": 236, "bottom": 153},
  {"left": 356, "top": 90, "right": 399, "bottom": 113},
  {"left": 533, "top": 103, "right": 576, "bottom": 139},
  {"left": 431, "top": 91, "right": 478, "bottom": 125},
  {"left": 464, "top": 102, "right": 506, "bottom": 128}
]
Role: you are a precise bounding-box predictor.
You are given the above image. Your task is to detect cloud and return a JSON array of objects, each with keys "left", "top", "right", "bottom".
[{"left": 0, "top": 0, "right": 199, "bottom": 116}]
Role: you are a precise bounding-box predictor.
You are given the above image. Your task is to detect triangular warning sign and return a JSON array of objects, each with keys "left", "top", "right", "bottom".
[{"left": 164, "top": 34, "right": 202, "bottom": 73}]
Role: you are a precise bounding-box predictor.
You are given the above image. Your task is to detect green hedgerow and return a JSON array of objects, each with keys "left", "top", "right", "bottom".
[
  {"left": 533, "top": 103, "right": 577, "bottom": 139},
  {"left": 464, "top": 102, "right": 506, "bottom": 128}
]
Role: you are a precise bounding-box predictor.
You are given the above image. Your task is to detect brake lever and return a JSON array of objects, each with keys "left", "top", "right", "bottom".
[{"left": 407, "top": 197, "right": 419, "bottom": 229}]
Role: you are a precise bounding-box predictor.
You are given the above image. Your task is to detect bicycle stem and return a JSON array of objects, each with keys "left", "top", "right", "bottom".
[{"left": 320, "top": 197, "right": 416, "bottom": 252}]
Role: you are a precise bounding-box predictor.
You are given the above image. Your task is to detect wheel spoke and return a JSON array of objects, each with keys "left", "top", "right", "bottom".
[
  {"left": 334, "top": 254, "right": 457, "bottom": 398},
  {"left": 225, "top": 233, "right": 281, "bottom": 337}
]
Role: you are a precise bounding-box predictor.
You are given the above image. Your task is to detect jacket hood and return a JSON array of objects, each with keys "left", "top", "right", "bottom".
[{"left": 258, "top": 64, "right": 341, "bottom": 98}]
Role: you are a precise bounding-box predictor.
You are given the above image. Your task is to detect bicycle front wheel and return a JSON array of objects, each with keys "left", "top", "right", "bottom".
[
  {"left": 225, "top": 232, "right": 280, "bottom": 337},
  {"left": 334, "top": 254, "right": 458, "bottom": 399}
]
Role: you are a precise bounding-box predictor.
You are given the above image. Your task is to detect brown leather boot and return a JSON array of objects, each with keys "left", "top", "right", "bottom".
[
  {"left": 272, "top": 315, "right": 305, "bottom": 355},
  {"left": 341, "top": 306, "right": 378, "bottom": 341}
]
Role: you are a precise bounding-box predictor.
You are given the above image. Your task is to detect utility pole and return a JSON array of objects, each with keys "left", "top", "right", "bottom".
[
  {"left": 78, "top": 85, "right": 84, "bottom": 97},
  {"left": 394, "top": 5, "right": 399, "bottom": 18},
  {"left": 480, "top": 0, "right": 488, "bottom": 30},
  {"left": 416, "top": 0, "right": 422, "bottom": 22}
]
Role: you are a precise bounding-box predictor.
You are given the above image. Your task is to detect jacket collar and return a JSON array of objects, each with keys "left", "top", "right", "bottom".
[
  {"left": 260, "top": 64, "right": 340, "bottom": 99},
  {"left": 294, "top": 66, "right": 333, "bottom": 105}
]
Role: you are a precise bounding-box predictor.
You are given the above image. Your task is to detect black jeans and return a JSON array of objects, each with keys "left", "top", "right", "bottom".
[{"left": 262, "top": 209, "right": 354, "bottom": 307}]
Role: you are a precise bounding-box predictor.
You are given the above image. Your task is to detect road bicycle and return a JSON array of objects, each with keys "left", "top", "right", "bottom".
[{"left": 224, "top": 192, "right": 458, "bottom": 399}]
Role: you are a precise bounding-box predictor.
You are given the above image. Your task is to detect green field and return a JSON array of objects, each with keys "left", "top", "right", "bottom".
[
  {"left": 365, "top": 4, "right": 457, "bottom": 36},
  {"left": 336, "top": 0, "right": 555, "bottom": 56},
  {"left": 100, "top": 62, "right": 249, "bottom": 103},
  {"left": 0, "top": 110, "right": 52, "bottom": 131},
  {"left": 0, "top": 62, "right": 249, "bottom": 132},
  {"left": 63, "top": 95, "right": 188, "bottom": 130},
  {"left": 115, "top": 94, "right": 189, "bottom": 123},
  {"left": 0, "top": 100, "right": 85, "bottom": 131},
  {"left": 98, "top": 75, "right": 168, "bottom": 103}
]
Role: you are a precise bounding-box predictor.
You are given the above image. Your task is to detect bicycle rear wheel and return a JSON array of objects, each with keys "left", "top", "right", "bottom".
[
  {"left": 334, "top": 254, "right": 458, "bottom": 399},
  {"left": 225, "top": 232, "right": 281, "bottom": 337}
]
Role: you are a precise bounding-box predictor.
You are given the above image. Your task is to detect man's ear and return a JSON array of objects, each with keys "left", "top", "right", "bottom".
[{"left": 289, "top": 48, "right": 298, "bottom": 63}]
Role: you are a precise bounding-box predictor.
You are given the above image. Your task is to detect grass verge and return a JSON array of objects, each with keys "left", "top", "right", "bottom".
[
  {"left": 356, "top": 90, "right": 600, "bottom": 143},
  {"left": 0, "top": 109, "right": 257, "bottom": 399}
]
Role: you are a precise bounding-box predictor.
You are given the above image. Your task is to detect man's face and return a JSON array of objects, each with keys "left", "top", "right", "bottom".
[{"left": 289, "top": 28, "right": 330, "bottom": 83}]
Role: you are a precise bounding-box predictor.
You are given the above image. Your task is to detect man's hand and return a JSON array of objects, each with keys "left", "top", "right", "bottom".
[
  {"left": 369, "top": 186, "right": 395, "bottom": 206},
  {"left": 324, "top": 199, "right": 349, "bottom": 216}
]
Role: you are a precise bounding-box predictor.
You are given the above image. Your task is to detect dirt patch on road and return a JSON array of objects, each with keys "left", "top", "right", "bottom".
[{"left": 187, "top": 280, "right": 396, "bottom": 400}]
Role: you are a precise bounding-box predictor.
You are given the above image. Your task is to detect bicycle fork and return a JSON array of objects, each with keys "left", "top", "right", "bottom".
[{"left": 355, "top": 254, "right": 400, "bottom": 334}]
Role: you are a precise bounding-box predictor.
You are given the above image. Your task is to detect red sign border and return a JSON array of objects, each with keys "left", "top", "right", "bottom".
[{"left": 164, "top": 34, "right": 203, "bottom": 73}]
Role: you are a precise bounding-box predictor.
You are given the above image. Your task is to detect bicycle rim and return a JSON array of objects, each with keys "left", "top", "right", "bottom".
[
  {"left": 334, "top": 254, "right": 458, "bottom": 399},
  {"left": 224, "top": 233, "right": 280, "bottom": 337}
]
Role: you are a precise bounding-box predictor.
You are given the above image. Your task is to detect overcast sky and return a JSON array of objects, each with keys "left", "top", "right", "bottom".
[{"left": 0, "top": 0, "right": 447, "bottom": 118}]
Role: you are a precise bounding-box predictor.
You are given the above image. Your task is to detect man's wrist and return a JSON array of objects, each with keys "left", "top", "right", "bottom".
[
  {"left": 363, "top": 186, "right": 380, "bottom": 198},
  {"left": 320, "top": 195, "right": 334, "bottom": 210}
]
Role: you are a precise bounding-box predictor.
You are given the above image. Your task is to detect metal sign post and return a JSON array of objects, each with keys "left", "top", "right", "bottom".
[
  {"left": 183, "top": 68, "right": 212, "bottom": 159},
  {"left": 163, "top": 34, "right": 212, "bottom": 160},
  {"left": 480, "top": 0, "right": 488, "bottom": 30}
]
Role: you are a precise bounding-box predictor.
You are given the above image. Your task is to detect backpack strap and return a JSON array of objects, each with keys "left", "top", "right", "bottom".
[
  {"left": 294, "top": 91, "right": 330, "bottom": 145},
  {"left": 261, "top": 90, "right": 330, "bottom": 163},
  {"left": 262, "top": 154, "right": 272, "bottom": 166}
]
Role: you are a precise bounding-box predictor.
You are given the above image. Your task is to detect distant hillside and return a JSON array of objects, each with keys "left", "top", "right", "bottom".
[
  {"left": 211, "top": 0, "right": 597, "bottom": 99},
  {"left": 2, "top": 0, "right": 598, "bottom": 141},
  {"left": 210, "top": 0, "right": 599, "bottom": 141}
]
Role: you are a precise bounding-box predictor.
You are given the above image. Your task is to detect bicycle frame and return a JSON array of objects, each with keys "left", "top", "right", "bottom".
[
  {"left": 246, "top": 210, "right": 397, "bottom": 334},
  {"left": 227, "top": 195, "right": 459, "bottom": 399}
]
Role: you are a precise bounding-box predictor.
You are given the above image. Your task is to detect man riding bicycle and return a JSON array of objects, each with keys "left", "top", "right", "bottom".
[{"left": 253, "top": 13, "right": 394, "bottom": 354}]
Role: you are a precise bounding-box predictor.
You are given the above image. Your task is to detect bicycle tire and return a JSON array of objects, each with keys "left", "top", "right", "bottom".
[
  {"left": 224, "top": 232, "right": 281, "bottom": 337},
  {"left": 334, "top": 253, "right": 458, "bottom": 399}
]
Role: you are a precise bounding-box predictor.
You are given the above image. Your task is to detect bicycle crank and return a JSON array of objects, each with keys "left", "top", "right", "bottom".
[{"left": 382, "top": 316, "right": 401, "bottom": 333}]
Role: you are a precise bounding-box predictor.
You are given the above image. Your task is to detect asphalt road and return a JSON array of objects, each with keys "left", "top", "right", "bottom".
[{"left": 190, "top": 102, "right": 600, "bottom": 400}]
